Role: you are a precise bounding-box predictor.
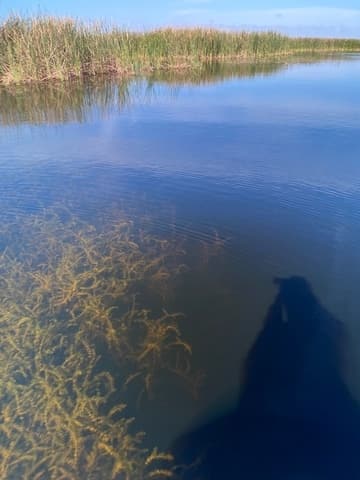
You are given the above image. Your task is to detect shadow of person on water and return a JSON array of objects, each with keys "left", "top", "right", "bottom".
[{"left": 172, "top": 276, "right": 360, "bottom": 479}]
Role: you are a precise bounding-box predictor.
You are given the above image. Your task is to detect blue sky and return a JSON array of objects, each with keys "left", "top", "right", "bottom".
[{"left": 1, "top": 1, "right": 360, "bottom": 37}]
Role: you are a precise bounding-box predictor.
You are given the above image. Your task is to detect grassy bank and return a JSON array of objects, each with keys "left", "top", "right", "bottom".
[{"left": 1, "top": 16, "right": 360, "bottom": 84}]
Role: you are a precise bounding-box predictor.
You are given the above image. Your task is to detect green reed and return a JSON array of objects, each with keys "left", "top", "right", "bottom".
[{"left": 1, "top": 15, "right": 359, "bottom": 84}]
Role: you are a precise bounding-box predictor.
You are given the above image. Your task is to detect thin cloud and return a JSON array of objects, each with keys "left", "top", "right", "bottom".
[
  {"left": 232, "top": 8, "right": 360, "bottom": 27},
  {"left": 172, "top": 7, "right": 360, "bottom": 36},
  {"left": 175, "top": 8, "right": 212, "bottom": 16},
  {"left": 179, "top": 0, "right": 212, "bottom": 3}
]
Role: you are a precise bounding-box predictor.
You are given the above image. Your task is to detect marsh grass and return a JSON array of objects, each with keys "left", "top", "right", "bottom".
[{"left": 1, "top": 15, "right": 360, "bottom": 84}]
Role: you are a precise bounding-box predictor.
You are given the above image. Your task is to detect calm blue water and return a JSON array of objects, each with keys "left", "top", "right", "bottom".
[{"left": 1, "top": 56, "right": 360, "bottom": 476}]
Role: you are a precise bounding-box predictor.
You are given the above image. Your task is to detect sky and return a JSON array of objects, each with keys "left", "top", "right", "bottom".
[{"left": 1, "top": 1, "right": 360, "bottom": 37}]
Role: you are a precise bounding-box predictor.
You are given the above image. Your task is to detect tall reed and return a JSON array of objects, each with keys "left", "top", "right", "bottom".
[{"left": 1, "top": 16, "right": 359, "bottom": 84}]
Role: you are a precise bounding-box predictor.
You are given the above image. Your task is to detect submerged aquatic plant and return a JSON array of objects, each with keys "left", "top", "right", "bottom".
[{"left": 0, "top": 208, "right": 198, "bottom": 479}]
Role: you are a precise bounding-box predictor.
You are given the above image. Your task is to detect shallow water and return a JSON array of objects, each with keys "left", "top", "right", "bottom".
[{"left": 1, "top": 56, "right": 360, "bottom": 476}]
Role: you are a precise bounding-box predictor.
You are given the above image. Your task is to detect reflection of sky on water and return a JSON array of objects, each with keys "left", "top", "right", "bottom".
[{"left": 2, "top": 57, "right": 359, "bottom": 192}]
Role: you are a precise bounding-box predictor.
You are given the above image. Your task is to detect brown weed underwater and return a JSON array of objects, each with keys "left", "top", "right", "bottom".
[{"left": 0, "top": 208, "right": 202, "bottom": 479}]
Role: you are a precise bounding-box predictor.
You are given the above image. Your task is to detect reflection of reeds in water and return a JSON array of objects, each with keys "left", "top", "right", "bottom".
[
  {"left": 144, "top": 61, "right": 285, "bottom": 87},
  {"left": 0, "top": 54, "right": 350, "bottom": 126},
  {"left": 147, "top": 55, "right": 340, "bottom": 86},
  {"left": 0, "top": 208, "right": 199, "bottom": 479},
  {"left": 1, "top": 16, "right": 359, "bottom": 85},
  {"left": 0, "top": 79, "right": 132, "bottom": 125}
]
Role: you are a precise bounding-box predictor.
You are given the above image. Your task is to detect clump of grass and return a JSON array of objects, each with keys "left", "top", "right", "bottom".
[{"left": 0, "top": 15, "right": 359, "bottom": 84}]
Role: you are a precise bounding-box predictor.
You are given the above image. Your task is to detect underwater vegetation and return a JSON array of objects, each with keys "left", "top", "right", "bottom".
[
  {"left": 0, "top": 207, "right": 200, "bottom": 479},
  {"left": 1, "top": 16, "right": 360, "bottom": 84}
]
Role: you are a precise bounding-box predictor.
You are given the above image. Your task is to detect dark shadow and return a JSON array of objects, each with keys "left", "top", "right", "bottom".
[{"left": 172, "top": 276, "right": 360, "bottom": 479}]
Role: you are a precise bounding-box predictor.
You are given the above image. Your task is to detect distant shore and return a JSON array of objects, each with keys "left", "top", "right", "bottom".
[{"left": 1, "top": 16, "right": 360, "bottom": 85}]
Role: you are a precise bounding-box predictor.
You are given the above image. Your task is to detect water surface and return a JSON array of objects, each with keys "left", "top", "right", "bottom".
[{"left": 1, "top": 56, "right": 360, "bottom": 477}]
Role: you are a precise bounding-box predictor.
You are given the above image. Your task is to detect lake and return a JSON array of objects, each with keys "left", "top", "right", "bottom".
[{"left": 0, "top": 55, "right": 360, "bottom": 478}]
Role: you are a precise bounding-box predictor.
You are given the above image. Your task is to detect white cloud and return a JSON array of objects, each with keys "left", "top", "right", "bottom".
[
  {"left": 178, "top": 0, "right": 212, "bottom": 4},
  {"left": 172, "top": 7, "right": 360, "bottom": 37},
  {"left": 175, "top": 8, "right": 212, "bottom": 16},
  {"left": 236, "top": 8, "right": 360, "bottom": 27}
]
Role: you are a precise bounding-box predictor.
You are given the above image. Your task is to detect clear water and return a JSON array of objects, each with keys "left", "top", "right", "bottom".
[{"left": 0, "top": 56, "right": 360, "bottom": 478}]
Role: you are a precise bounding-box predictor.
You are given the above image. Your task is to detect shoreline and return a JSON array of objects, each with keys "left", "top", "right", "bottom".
[
  {"left": 2, "top": 49, "right": 359, "bottom": 86},
  {"left": 1, "top": 16, "right": 360, "bottom": 86}
]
